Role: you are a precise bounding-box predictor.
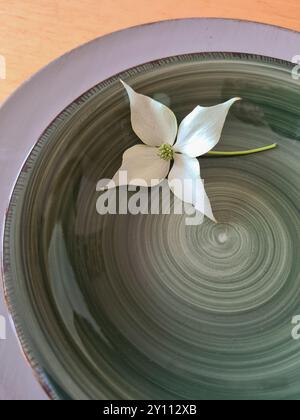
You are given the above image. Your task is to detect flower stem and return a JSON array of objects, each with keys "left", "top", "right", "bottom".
[{"left": 206, "top": 143, "right": 277, "bottom": 157}]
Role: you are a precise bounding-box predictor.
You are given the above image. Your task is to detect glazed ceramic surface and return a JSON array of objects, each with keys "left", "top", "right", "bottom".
[{"left": 3, "top": 52, "right": 300, "bottom": 400}]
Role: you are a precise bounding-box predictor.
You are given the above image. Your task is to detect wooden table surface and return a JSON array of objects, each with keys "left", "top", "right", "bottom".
[
  {"left": 1, "top": 0, "right": 300, "bottom": 102},
  {"left": 1, "top": 0, "right": 300, "bottom": 401}
]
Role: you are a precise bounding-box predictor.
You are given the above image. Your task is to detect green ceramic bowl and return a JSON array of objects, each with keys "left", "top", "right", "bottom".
[{"left": 3, "top": 52, "right": 300, "bottom": 400}]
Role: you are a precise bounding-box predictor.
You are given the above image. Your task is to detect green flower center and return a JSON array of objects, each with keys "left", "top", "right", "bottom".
[{"left": 158, "top": 144, "right": 174, "bottom": 161}]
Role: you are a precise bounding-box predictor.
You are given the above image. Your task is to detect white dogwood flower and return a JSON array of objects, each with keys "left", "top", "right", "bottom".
[{"left": 106, "top": 80, "right": 241, "bottom": 221}]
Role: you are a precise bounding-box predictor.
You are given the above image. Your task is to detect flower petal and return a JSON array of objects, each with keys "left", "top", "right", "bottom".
[
  {"left": 121, "top": 80, "right": 178, "bottom": 147},
  {"left": 174, "top": 98, "right": 240, "bottom": 157},
  {"left": 103, "top": 145, "right": 170, "bottom": 189},
  {"left": 168, "top": 153, "right": 216, "bottom": 222}
]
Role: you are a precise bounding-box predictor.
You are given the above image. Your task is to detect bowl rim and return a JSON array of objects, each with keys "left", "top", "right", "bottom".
[{"left": 1, "top": 18, "right": 300, "bottom": 400}]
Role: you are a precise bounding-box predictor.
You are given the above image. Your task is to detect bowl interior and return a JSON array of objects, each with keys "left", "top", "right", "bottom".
[{"left": 4, "top": 53, "right": 300, "bottom": 400}]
